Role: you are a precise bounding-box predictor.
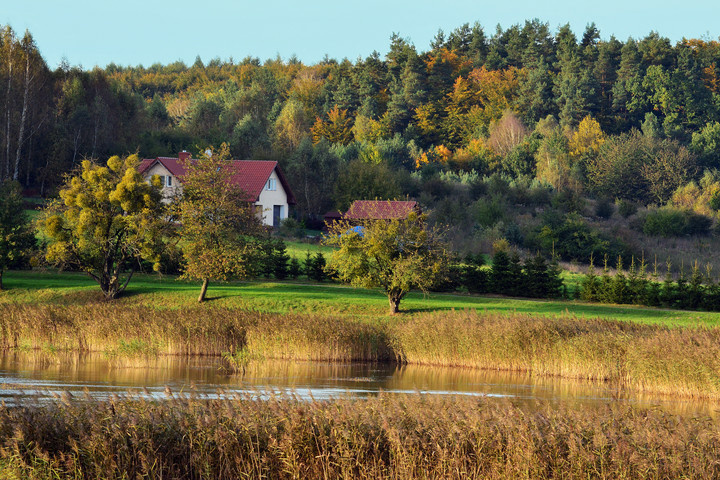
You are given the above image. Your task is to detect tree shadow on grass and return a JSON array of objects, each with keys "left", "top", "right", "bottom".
[{"left": 397, "top": 306, "right": 458, "bottom": 314}]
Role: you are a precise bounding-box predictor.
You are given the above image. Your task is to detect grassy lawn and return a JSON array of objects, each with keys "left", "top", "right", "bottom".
[
  {"left": 284, "top": 238, "right": 335, "bottom": 259},
  {"left": 3, "top": 269, "right": 719, "bottom": 327}
]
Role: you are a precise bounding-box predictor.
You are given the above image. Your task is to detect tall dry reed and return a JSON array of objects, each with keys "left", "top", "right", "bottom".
[{"left": 1, "top": 393, "right": 720, "bottom": 479}]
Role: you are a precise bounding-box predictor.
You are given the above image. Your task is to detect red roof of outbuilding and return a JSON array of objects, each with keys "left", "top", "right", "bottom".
[
  {"left": 343, "top": 200, "right": 418, "bottom": 220},
  {"left": 138, "top": 156, "right": 296, "bottom": 204}
]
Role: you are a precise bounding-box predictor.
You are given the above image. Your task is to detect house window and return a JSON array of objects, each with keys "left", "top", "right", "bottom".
[
  {"left": 266, "top": 178, "right": 277, "bottom": 191},
  {"left": 159, "top": 175, "right": 172, "bottom": 187}
]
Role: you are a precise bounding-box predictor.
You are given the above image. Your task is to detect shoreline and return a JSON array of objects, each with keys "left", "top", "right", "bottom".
[{"left": 3, "top": 303, "right": 720, "bottom": 400}]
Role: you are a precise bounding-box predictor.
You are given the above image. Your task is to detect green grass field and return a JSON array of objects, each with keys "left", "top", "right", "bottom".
[
  {"left": 284, "top": 239, "right": 335, "bottom": 259},
  {"left": 3, "top": 270, "right": 718, "bottom": 327}
]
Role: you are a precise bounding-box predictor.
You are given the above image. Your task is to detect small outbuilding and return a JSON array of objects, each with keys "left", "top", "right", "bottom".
[{"left": 343, "top": 200, "right": 419, "bottom": 220}]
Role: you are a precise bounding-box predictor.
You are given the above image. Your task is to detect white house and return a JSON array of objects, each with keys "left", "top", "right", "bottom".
[{"left": 138, "top": 151, "right": 296, "bottom": 227}]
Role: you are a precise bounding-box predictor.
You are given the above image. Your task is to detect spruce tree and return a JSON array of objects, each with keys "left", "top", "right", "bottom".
[
  {"left": 581, "top": 255, "right": 599, "bottom": 301},
  {"left": 609, "top": 256, "right": 629, "bottom": 304},
  {"left": 490, "top": 250, "right": 512, "bottom": 294},
  {"left": 508, "top": 252, "right": 525, "bottom": 296},
  {"left": 687, "top": 261, "right": 704, "bottom": 310},
  {"left": 660, "top": 262, "right": 676, "bottom": 307}
]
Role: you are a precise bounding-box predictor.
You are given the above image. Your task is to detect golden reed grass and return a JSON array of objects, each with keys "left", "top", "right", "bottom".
[
  {"left": 1, "top": 393, "right": 720, "bottom": 479},
  {"left": 2, "top": 304, "right": 720, "bottom": 398}
]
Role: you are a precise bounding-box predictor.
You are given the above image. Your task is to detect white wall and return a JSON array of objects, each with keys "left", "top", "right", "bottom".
[
  {"left": 256, "top": 170, "right": 289, "bottom": 226},
  {"left": 143, "top": 163, "right": 182, "bottom": 203}
]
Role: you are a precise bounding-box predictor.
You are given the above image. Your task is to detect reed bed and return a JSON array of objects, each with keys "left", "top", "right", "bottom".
[
  {"left": 3, "top": 303, "right": 720, "bottom": 398},
  {"left": 1, "top": 393, "right": 720, "bottom": 479}
]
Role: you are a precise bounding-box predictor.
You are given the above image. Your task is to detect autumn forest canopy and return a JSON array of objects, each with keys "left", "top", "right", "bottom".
[{"left": 4, "top": 20, "right": 720, "bottom": 254}]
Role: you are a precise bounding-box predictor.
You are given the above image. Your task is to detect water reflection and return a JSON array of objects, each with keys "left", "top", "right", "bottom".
[{"left": 1, "top": 351, "right": 718, "bottom": 416}]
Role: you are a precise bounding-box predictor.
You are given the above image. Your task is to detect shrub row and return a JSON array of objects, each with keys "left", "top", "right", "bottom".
[{"left": 582, "top": 257, "right": 720, "bottom": 311}]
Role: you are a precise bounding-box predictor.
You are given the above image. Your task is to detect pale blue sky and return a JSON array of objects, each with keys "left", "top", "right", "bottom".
[{"left": 3, "top": 0, "right": 719, "bottom": 69}]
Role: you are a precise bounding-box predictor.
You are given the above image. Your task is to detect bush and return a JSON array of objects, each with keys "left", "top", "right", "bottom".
[
  {"left": 527, "top": 213, "right": 631, "bottom": 263},
  {"left": 642, "top": 208, "right": 712, "bottom": 237},
  {"left": 595, "top": 198, "right": 614, "bottom": 219},
  {"left": 616, "top": 199, "right": 637, "bottom": 218},
  {"left": 277, "top": 218, "right": 306, "bottom": 238},
  {"left": 472, "top": 196, "right": 505, "bottom": 227}
]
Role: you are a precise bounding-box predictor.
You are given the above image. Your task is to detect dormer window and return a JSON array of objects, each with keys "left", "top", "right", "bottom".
[{"left": 266, "top": 178, "right": 277, "bottom": 191}]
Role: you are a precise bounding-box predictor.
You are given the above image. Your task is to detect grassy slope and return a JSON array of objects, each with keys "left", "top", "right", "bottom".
[{"left": 3, "top": 270, "right": 718, "bottom": 327}]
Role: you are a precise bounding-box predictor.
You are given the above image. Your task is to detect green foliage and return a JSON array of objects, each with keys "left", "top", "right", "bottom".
[
  {"left": 333, "top": 158, "right": 402, "bottom": 211},
  {"left": 277, "top": 217, "right": 306, "bottom": 238},
  {"left": 587, "top": 131, "right": 697, "bottom": 204},
  {"left": 594, "top": 197, "right": 614, "bottom": 219},
  {"left": 0, "top": 181, "right": 36, "bottom": 289},
  {"left": 616, "top": 199, "right": 638, "bottom": 218},
  {"left": 642, "top": 207, "right": 712, "bottom": 237},
  {"left": 254, "top": 237, "right": 290, "bottom": 280},
  {"left": 303, "top": 251, "right": 327, "bottom": 282},
  {"left": 38, "top": 155, "right": 168, "bottom": 299},
  {"left": 325, "top": 212, "right": 451, "bottom": 313},
  {"left": 528, "top": 213, "right": 629, "bottom": 263},
  {"left": 288, "top": 257, "right": 302, "bottom": 279}
]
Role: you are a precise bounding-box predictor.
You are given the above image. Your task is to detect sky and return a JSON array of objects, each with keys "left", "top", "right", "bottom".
[{"left": 3, "top": 0, "right": 720, "bottom": 69}]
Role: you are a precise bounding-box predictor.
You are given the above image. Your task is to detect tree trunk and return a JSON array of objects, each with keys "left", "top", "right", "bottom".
[
  {"left": 13, "top": 51, "right": 30, "bottom": 181},
  {"left": 198, "top": 278, "right": 209, "bottom": 303},
  {"left": 4, "top": 41, "right": 13, "bottom": 180},
  {"left": 388, "top": 295, "right": 401, "bottom": 314}
]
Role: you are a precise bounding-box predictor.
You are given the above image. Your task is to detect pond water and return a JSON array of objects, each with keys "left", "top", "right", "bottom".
[{"left": 1, "top": 351, "right": 718, "bottom": 416}]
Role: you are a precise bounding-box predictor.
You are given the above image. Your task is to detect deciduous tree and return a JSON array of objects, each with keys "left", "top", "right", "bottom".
[
  {"left": 39, "top": 154, "right": 168, "bottom": 299},
  {"left": 325, "top": 210, "right": 450, "bottom": 314},
  {"left": 176, "top": 144, "right": 266, "bottom": 302}
]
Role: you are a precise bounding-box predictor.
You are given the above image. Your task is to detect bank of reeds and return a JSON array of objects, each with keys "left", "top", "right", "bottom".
[
  {"left": 1, "top": 393, "right": 720, "bottom": 479},
  {"left": 0, "top": 303, "right": 392, "bottom": 360},
  {"left": 3, "top": 304, "right": 720, "bottom": 398}
]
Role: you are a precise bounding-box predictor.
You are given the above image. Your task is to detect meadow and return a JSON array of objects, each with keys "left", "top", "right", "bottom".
[{"left": 3, "top": 270, "right": 719, "bottom": 327}]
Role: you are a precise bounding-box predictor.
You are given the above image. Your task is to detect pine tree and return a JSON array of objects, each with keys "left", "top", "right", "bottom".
[{"left": 645, "top": 256, "right": 661, "bottom": 307}]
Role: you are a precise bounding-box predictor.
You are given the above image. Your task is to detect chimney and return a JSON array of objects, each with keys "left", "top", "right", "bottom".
[{"left": 178, "top": 150, "right": 191, "bottom": 162}]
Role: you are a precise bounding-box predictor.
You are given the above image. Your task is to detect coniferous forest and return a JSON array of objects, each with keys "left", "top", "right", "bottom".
[{"left": 4, "top": 20, "right": 720, "bottom": 272}]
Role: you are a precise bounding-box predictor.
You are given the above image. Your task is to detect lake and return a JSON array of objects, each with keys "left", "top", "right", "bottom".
[{"left": 1, "top": 351, "right": 717, "bottom": 417}]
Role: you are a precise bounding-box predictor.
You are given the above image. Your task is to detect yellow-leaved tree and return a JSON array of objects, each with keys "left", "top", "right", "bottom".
[
  {"left": 175, "top": 144, "right": 267, "bottom": 302},
  {"left": 39, "top": 154, "right": 169, "bottom": 299},
  {"left": 569, "top": 115, "right": 606, "bottom": 159},
  {"left": 311, "top": 105, "right": 354, "bottom": 145}
]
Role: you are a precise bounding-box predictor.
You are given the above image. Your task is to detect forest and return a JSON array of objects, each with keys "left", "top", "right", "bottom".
[{"left": 3, "top": 20, "right": 720, "bottom": 267}]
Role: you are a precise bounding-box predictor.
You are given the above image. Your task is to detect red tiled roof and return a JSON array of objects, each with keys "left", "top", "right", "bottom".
[
  {"left": 343, "top": 200, "right": 418, "bottom": 220},
  {"left": 138, "top": 156, "right": 295, "bottom": 204}
]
